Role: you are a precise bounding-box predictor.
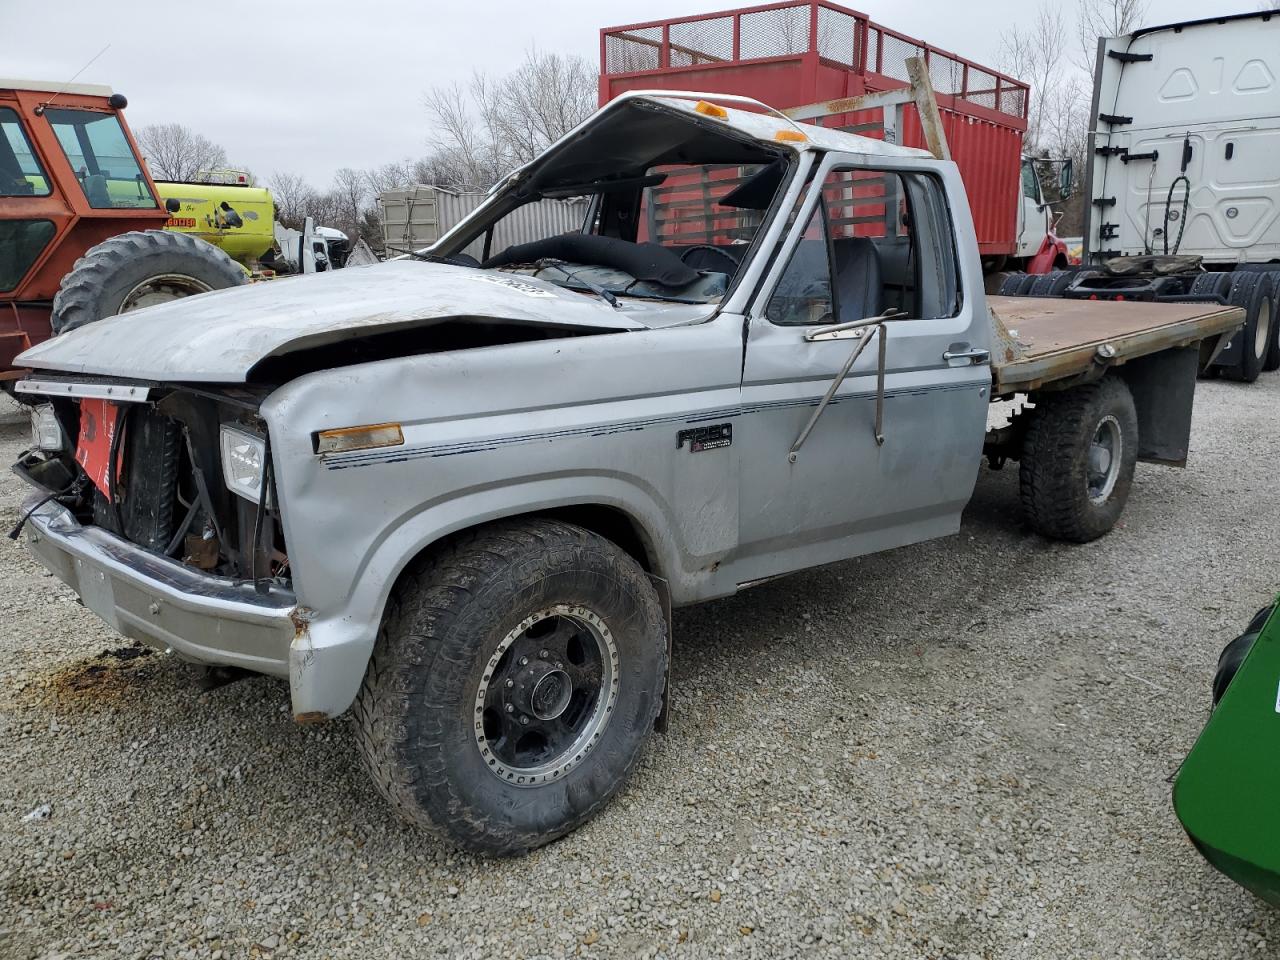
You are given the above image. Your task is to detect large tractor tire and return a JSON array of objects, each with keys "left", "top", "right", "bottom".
[
  {"left": 355, "top": 519, "right": 667, "bottom": 856},
  {"left": 1221, "top": 271, "right": 1272, "bottom": 383},
  {"left": 51, "top": 230, "right": 247, "bottom": 335},
  {"left": 1019, "top": 375, "right": 1139, "bottom": 543}
]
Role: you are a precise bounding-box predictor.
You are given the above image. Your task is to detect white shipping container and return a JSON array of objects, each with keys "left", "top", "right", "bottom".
[{"left": 379, "top": 186, "right": 590, "bottom": 261}]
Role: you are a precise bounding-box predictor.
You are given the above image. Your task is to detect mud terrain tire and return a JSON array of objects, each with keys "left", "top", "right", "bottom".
[
  {"left": 354, "top": 519, "right": 667, "bottom": 856},
  {"left": 1019, "top": 376, "right": 1139, "bottom": 543}
]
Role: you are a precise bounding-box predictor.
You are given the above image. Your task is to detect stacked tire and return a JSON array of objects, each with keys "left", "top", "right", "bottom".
[{"left": 996, "top": 270, "right": 1073, "bottom": 298}]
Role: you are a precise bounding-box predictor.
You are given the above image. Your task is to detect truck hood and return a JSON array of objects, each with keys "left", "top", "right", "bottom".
[{"left": 17, "top": 260, "right": 679, "bottom": 383}]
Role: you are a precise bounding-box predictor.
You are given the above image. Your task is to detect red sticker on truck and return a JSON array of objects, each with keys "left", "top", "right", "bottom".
[{"left": 75, "top": 398, "right": 123, "bottom": 499}]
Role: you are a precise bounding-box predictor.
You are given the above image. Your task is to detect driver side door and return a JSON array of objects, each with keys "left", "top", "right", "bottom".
[{"left": 731, "top": 153, "right": 991, "bottom": 584}]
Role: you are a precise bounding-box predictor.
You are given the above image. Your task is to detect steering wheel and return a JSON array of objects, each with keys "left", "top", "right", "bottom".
[{"left": 678, "top": 245, "right": 742, "bottom": 274}]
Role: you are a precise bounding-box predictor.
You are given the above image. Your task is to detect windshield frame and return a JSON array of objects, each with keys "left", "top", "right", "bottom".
[{"left": 426, "top": 164, "right": 800, "bottom": 306}]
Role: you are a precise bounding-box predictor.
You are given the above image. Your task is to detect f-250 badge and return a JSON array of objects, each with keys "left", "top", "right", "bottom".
[{"left": 677, "top": 423, "right": 732, "bottom": 453}]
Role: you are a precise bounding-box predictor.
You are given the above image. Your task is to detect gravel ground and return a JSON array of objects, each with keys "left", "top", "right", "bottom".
[{"left": 2, "top": 378, "right": 1279, "bottom": 960}]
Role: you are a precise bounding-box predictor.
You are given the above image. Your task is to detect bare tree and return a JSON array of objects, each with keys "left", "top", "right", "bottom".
[
  {"left": 135, "top": 123, "right": 228, "bottom": 182},
  {"left": 364, "top": 160, "right": 417, "bottom": 196},
  {"left": 331, "top": 167, "right": 369, "bottom": 240},
  {"left": 267, "top": 171, "right": 312, "bottom": 228},
  {"left": 1075, "top": 0, "right": 1151, "bottom": 74},
  {"left": 422, "top": 49, "right": 598, "bottom": 190},
  {"left": 999, "top": 5, "right": 1075, "bottom": 152}
]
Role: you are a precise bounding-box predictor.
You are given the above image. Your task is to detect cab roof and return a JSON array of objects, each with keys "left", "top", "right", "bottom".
[
  {"left": 0, "top": 78, "right": 113, "bottom": 98},
  {"left": 632, "top": 92, "right": 931, "bottom": 161}
]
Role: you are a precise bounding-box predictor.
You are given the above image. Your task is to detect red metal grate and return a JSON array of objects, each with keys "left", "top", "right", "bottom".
[
  {"left": 669, "top": 16, "right": 735, "bottom": 67},
  {"left": 604, "top": 25, "right": 663, "bottom": 74},
  {"left": 600, "top": 1, "right": 1030, "bottom": 121},
  {"left": 739, "top": 6, "right": 812, "bottom": 59},
  {"left": 815, "top": 5, "right": 859, "bottom": 67}
]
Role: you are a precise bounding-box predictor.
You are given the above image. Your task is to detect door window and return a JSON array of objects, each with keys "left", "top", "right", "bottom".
[
  {"left": 0, "top": 220, "right": 57, "bottom": 292},
  {"left": 44, "top": 108, "right": 157, "bottom": 209},
  {"left": 1021, "top": 159, "right": 1041, "bottom": 202},
  {"left": 767, "top": 167, "right": 960, "bottom": 326},
  {"left": 0, "top": 107, "right": 50, "bottom": 196}
]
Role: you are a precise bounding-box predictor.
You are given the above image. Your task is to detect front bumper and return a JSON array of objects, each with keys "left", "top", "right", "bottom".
[{"left": 21, "top": 491, "right": 298, "bottom": 676}]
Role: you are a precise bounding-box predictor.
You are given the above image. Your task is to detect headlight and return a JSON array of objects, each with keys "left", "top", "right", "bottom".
[
  {"left": 30, "top": 404, "right": 65, "bottom": 453},
  {"left": 219, "top": 425, "right": 266, "bottom": 502}
]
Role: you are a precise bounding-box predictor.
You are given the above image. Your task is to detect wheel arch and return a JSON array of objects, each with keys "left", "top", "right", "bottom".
[{"left": 288, "top": 488, "right": 687, "bottom": 721}]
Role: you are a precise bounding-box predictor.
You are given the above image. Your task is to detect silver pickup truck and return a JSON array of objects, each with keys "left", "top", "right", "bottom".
[{"left": 10, "top": 92, "right": 1240, "bottom": 855}]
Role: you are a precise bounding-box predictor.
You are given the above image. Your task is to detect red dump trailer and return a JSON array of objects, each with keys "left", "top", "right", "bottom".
[{"left": 600, "top": 2, "right": 1068, "bottom": 274}]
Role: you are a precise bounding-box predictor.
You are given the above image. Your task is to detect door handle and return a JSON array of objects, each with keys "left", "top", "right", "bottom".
[{"left": 943, "top": 347, "right": 990, "bottom": 365}]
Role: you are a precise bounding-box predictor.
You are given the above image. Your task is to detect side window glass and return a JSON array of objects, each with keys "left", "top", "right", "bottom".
[
  {"left": 825, "top": 167, "right": 960, "bottom": 322},
  {"left": 765, "top": 166, "right": 961, "bottom": 327},
  {"left": 1021, "top": 160, "right": 1040, "bottom": 202},
  {"left": 823, "top": 168, "right": 907, "bottom": 320},
  {"left": 45, "top": 108, "right": 157, "bottom": 210},
  {"left": 765, "top": 201, "right": 833, "bottom": 326},
  {"left": 0, "top": 107, "right": 50, "bottom": 197},
  {"left": 0, "top": 220, "right": 57, "bottom": 292}
]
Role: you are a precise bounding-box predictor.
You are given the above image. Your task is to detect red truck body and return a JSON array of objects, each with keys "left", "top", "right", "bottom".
[{"left": 599, "top": 1, "right": 1030, "bottom": 260}]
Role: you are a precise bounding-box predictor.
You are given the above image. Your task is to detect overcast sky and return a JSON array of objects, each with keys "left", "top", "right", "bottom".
[{"left": 3, "top": 0, "right": 1254, "bottom": 186}]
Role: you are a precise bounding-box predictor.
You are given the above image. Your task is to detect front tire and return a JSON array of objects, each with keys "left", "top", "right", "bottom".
[
  {"left": 1019, "top": 376, "right": 1139, "bottom": 542},
  {"left": 355, "top": 519, "right": 667, "bottom": 856}
]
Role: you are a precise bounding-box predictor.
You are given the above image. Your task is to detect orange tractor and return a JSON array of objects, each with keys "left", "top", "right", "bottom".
[{"left": 1, "top": 79, "right": 245, "bottom": 384}]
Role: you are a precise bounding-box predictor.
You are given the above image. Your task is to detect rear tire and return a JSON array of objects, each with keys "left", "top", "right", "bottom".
[
  {"left": 1264, "top": 272, "right": 1280, "bottom": 372},
  {"left": 354, "top": 519, "right": 667, "bottom": 856},
  {"left": 1190, "top": 271, "right": 1232, "bottom": 300},
  {"left": 1019, "top": 376, "right": 1139, "bottom": 543},
  {"left": 1222, "top": 272, "right": 1270, "bottom": 383},
  {"left": 51, "top": 230, "right": 247, "bottom": 334}
]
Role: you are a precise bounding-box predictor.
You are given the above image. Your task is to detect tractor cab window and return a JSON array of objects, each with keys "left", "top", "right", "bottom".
[
  {"left": 44, "top": 108, "right": 157, "bottom": 210},
  {"left": 0, "top": 107, "right": 50, "bottom": 197}
]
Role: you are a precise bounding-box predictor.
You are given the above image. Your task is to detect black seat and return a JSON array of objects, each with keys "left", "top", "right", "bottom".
[{"left": 832, "top": 237, "right": 883, "bottom": 322}]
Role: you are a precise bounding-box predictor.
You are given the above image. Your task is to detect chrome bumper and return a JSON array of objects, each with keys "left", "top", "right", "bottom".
[{"left": 21, "top": 492, "right": 297, "bottom": 676}]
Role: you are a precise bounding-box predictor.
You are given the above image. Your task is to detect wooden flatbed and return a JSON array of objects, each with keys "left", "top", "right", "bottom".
[{"left": 988, "top": 296, "right": 1244, "bottom": 394}]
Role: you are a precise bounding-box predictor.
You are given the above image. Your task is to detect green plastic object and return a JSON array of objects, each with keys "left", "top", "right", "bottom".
[{"left": 1175, "top": 600, "right": 1280, "bottom": 904}]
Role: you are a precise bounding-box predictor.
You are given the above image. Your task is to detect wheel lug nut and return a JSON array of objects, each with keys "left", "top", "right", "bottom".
[
  {"left": 556, "top": 662, "right": 563, "bottom": 669},
  {"left": 540, "top": 649, "right": 550, "bottom": 659},
  {"left": 505, "top": 679, "right": 514, "bottom": 689},
  {"left": 520, "top": 716, "right": 530, "bottom": 725},
  {"left": 520, "top": 656, "right": 529, "bottom": 666},
  {"left": 505, "top": 704, "right": 514, "bottom": 713}
]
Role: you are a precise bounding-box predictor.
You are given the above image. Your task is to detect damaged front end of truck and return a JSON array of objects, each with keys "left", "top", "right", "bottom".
[{"left": 10, "top": 91, "right": 799, "bottom": 722}]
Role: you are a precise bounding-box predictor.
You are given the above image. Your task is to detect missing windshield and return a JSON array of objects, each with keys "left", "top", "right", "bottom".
[{"left": 427, "top": 99, "right": 792, "bottom": 305}]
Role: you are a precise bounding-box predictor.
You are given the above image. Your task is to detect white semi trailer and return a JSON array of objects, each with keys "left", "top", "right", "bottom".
[{"left": 1000, "top": 10, "right": 1280, "bottom": 382}]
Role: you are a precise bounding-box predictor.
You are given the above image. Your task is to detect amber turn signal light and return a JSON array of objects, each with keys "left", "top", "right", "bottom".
[{"left": 315, "top": 422, "right": 404, "bottom": 454}]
